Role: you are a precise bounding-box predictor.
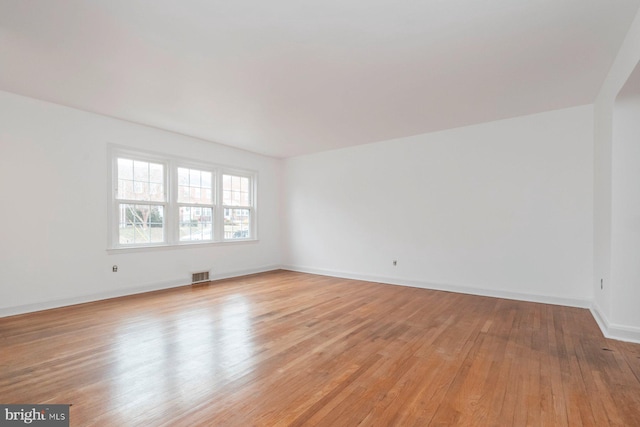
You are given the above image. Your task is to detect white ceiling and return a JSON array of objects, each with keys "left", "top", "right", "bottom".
[{"left": 1, "top": 0, "right": 639, "bottom": 158}]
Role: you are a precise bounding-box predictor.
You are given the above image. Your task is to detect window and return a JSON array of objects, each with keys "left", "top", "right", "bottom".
[
  {"left": 177, "top": 167, "right": 214, "bottom": 242},
  {"left": 109, "top": 147, "right": 256, "bottom": 249},
  {"left": 223, "top": 174, "right": 253, "bottom": 240},
  {"left": 115, "top": 158, "right": 167, "bottom": 246}
]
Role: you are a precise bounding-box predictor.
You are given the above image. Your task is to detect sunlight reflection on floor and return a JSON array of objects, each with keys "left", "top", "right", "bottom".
[{"left": 109, "top": 295, "right": 255, "bottom": 418}]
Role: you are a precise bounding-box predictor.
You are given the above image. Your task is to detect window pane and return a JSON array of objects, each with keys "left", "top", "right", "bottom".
[
  {"left": 222, "top": 174, "right": 250, "bottom": 207},
  {"left": 118, "top": 179, "right": 132, "bottom": 200},
  {"left": 177, "top": 167, "right": 213, "bottom": 204},
  {"left": 118, "top": 158, "right": 133, "bottom": 180},
  {"left": 179, "top": 206, "right": 213, "bottom": 241},
  {"left": 134, "top": 181, "right": 147, "bottom": 195},
  {"left": 224, "top": 208, "right": 250, "bottom": 239},
  {"left": 134, "top": 161, "right": 148, "bottom": 181},
  {"left": 201, "top": 172, "right": 212, "bottom": 189},
  {"left": 149, "top": 183, "right": 164, "bottom": 202},
  {"left": 190, "top": 169, "right": 201, "bottom": 187},
  {"left": 117, "top": 158, "right": 165, "bottom": 201},
  {"left": 118, "top": 204, "right": 164, "bottom": 245},
  {"left": 149, "top": 163, "right": 163, "bottom": 183},
  {"left": 178, "top": 167, "right": 189, "bottom": 185}
]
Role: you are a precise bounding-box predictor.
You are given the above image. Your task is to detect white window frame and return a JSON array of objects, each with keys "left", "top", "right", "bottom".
[
  {"left": 221, "top": 170, "right": 256, "bottom": 241},
  {"left": 174, "top": 163, "right": 216, "bottom": 244},
  {"left": 108, "top": 145, "right": 258, "bottom": 250},
  {"left": 109, "top": 148, "right": 170, "bottom": 249}
]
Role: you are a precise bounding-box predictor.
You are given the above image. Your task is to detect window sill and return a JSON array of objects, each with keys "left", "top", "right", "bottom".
[{"left": 107, "top": 238, "right": 259, "bottom": 254}]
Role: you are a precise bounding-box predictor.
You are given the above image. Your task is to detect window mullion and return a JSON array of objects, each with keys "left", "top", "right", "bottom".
[
  {"left": 214, "top": 170, "right": 223, "bottom": 242},
  {"left": 166, "top": 161, "right": 180, "bottom": 245}
]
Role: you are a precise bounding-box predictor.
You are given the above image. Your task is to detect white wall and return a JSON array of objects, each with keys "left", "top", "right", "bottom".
[
  {"left": 283, "top": 105, "right": 594, "bottom": 306},
  {"left": 593, "top": 7, "right": 640, "bottom": 342},
  {"left": 0, "top": 90, "right": 281, "bottom": 315},
  {"left": 612, "top": 84, "right": 640, "bottom": 331}
]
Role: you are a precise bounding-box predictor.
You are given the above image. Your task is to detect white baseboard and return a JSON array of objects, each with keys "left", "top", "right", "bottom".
[
  {"left": 590, "top": 303, "right": 640, "bottom": 344},
  {"left": 0, "top": 265, "right": 281, "bottom": 318},
  {"left": 282, "top": 265, "right": 592, "bottom": 308}
]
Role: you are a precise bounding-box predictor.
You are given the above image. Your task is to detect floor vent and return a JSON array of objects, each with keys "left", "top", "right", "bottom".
[{"left": 191, "top": 271, "right": 210, "bottom": 284}]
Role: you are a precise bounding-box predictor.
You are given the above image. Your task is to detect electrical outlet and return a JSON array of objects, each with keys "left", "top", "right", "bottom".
[{"left": 112, "top": 265, "right": 118, "bottom": 273}]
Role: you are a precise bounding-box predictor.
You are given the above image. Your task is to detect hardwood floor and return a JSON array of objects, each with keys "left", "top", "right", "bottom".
[{"left": 1, "top": 270, "right": 639, "bottom": 426}]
